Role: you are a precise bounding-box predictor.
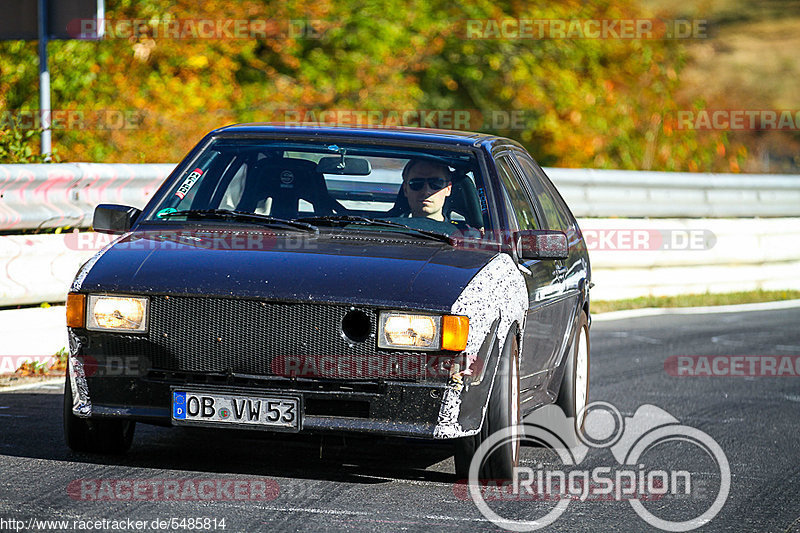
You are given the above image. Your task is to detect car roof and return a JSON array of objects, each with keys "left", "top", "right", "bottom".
[{"left": 212, "top": 122, "right": 519, "bottom": 150}]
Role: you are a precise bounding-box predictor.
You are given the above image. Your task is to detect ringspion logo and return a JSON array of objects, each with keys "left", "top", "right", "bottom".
[{"left": 465, "top": 402, "right": 730, "bottom": 531}]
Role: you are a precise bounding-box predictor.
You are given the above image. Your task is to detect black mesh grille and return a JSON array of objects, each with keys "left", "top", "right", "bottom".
[{"left": 124, "top": 295, "right": 452, "bottom": 381}]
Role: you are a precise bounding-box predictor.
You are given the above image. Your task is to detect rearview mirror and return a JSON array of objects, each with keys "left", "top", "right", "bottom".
[
  {"left": 316, "top": 156, "right": 372, "bottom": 175},
  {"left": 93, "top": 204, "right": 141, "bottom": 234},
  {"left": 515, "top": 230, "right": 568, "bottom": 260}
]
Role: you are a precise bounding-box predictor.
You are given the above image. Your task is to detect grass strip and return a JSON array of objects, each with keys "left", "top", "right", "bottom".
[{"left": 592, "top": 289, "right": 800, "bottom": 313}]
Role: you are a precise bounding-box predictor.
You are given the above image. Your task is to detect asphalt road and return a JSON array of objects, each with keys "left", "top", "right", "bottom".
[{"left": 1, "top": 305, "right": 799, "bottom": 533}]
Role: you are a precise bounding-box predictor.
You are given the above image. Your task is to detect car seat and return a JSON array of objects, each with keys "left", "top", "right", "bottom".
[{"left": 237, "top": 157, "right": 345, "bottom": 218}]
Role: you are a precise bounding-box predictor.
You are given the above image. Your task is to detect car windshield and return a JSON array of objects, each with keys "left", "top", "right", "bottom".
[{"left": 145, "top": 138, "right": 492, "bottom": 238}]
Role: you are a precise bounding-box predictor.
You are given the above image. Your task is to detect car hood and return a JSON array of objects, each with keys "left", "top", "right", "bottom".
[{"left": 77, "top": 229, "right": 500, "bottom": 311}]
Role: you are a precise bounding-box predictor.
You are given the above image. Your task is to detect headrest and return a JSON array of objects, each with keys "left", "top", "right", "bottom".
[{"left": 238, "top": 157, "right": 336, "bottom": 216}]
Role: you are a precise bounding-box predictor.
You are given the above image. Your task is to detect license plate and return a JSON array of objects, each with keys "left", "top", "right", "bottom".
[{"left": 172, "top": 391, "right": 301, "bottom": 431}]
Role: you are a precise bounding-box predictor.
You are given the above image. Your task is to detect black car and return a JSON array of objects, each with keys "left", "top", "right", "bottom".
[{"left": 64, "top": 124, "right": 591, "bottom": 478}]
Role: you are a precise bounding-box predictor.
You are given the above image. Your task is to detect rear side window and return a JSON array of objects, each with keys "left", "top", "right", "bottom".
[{"left": 496, "top": 155, "right": 539, "bottom": 231}]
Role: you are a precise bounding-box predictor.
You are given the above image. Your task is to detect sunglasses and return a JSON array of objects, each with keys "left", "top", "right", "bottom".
[{"left": 407, "top": 177, "right": 450, "bottom": 191}]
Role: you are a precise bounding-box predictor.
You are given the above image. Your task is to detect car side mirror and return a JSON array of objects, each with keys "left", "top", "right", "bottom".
[
  {"left": 515, "top": 230, "right": 569, "bottom": 260},
  {"left": 93, "top": 204, "right": 142, "bottom": 234}
]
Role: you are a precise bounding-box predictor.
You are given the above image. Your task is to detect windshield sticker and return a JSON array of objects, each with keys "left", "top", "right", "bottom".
[
  {"left": 175, "top": 168, "right": 204, "bottom": 199},
  {"left": 476, "top": 187, "right": 489, "bottom": 213},
  {"left": 280, "top": 170, "right": 295, "bottom": 188},
  {"left": 156, "top": 207, "right": 178, "bottom": 218}
]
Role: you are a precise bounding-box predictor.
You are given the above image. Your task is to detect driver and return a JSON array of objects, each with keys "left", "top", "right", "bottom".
[
  {"left": 402, "top": 160, "right": 454, "bottom": 222},
  {"left": 401, "top": 160, "right": 482, "bottom": 237}
]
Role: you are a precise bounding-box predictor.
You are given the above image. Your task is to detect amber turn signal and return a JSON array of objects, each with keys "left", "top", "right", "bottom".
[
  {"left": 66, "top": 293, "right": 86, "bottom": 328},
  {"left": 442, "top": 315, "right": 469, "bottom": 351}
]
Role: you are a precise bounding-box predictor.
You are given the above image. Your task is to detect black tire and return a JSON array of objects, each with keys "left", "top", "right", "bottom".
[
  {"left": 454, "top": 332, "right": 520, "bottom": 481},
  {"left": 556, "top": 310, "right": 590, "bottom": 432},
  {"left": 64, "top": 373, "right": 135, "bottom": 454}
]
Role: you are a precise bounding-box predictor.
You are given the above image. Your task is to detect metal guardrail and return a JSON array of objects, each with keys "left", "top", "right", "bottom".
[
  {"left": 545, "top": 168, "right": 800, "bottom": 218},
  {"left": 0, "top": 163, "right": 173, "bottom": 231},
  {"left": 1, "top": 164, "right": 799, "bottom": 230}
]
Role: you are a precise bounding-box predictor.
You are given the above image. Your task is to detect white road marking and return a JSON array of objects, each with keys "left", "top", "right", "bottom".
[
  {"left": 607, "top": 331, "right": 662, "bottom": 344},
  {"left": 776, "top": 344, "right": 800, "bottom": 351},
  {"left": 593, "top": 298, "right": 800, "bottom": 322},
  {"left": 250, "top": 505, "right": 490, "bottom": 522},
  {"left": 0, "top": 378, "right": 63, "bottom": 393}
]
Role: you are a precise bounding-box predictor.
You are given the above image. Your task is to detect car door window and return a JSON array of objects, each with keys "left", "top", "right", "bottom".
[
  {"left": 512, "top": 152, "right": 571, "bottom": 232},
  {"left": 496, "top": 155, "right": 539, "bottom": 231},
  {"left": 541, "top": 175, "right": 577, "bottom": 231}
]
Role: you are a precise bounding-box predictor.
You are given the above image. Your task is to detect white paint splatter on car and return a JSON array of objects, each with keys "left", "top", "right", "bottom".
[
  {"left": 433, "top": 253, "right": 527, "bottom": 438},
  {"left": 68, "top": 330, "right": 92, "bottom": 417}
]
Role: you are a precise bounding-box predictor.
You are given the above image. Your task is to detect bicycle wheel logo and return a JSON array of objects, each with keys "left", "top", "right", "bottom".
[{"left": 468, "top": 401, "right": 730, "bottom": 532}]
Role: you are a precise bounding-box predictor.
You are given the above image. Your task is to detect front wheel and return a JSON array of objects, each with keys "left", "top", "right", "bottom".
[
  {"left": 556, "top": 310, "right": 590, "bottom": 431},
  {"left": 454, "top": 332, "right": 520, "bottom": 480},
  {"left": 64, "top": 373, "right": 135, "bottom": 454}
]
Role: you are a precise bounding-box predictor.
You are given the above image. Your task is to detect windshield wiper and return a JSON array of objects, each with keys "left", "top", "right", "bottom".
[
  {"left": 158, "top": 209, "right": 318, "bottom": 234},
  {"left": 295, "top": 215, "right": 455, "bottom": 244}
]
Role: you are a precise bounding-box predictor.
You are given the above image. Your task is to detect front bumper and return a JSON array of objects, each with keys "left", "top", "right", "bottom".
[
  {"left": 67, "top": 311, "right": 503, "bottom": 440},
  {"left": 81, "top": 371, "right": 446, "bottom": 438}
]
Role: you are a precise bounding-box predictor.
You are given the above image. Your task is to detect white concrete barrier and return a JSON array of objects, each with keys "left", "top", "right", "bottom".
[
  {"left": 0, "top": 306, "right": 69, "bottom": 357},
  {"left": 581, "top": 218, "right": 800, "bottom": 299},
  {"left": 2, "top": 218, "right": 799, "bottom": 305},
  {"left": 0, "top": 233, "right": 96, "bottom": 306}
]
